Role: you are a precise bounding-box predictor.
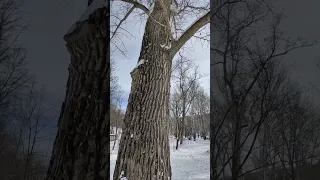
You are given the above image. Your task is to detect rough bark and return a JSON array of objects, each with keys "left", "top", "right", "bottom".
[
  {"left": 113, "top": 1, "right": 173, "bottom": 179},
  {"left": 45, "top": 6, "right": 109, "bottom": 180}
]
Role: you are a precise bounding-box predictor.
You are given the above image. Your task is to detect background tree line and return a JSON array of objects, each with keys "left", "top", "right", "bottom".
[
  {"left": 210, "top": 0, "right": 320, "bottom": 179},
  {"left": 170, "top": 53, "right": 210, "bottom": 150},
  {"left": 0, "top": 0, "right": 55, "bottom": 179}
]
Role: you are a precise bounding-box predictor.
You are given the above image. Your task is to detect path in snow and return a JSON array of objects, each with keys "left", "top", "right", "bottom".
[{"left": 110, "top": 137, "right": 210, "bottom": 180}]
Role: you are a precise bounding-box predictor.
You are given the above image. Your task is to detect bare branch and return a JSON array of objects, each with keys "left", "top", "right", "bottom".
[
  {"left": 170, "top": 11, "right": 209, "bottom": 56},
  {"left": 120, "top": 0, "right": 150, "bottom": 14},
  {"left": 111, "top": 5, "right": 135, "bottom": 40}
]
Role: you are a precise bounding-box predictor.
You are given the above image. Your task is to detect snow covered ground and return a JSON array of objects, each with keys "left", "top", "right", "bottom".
[{"left": 110, "top": 136, "right": 210, "bottom": 180}]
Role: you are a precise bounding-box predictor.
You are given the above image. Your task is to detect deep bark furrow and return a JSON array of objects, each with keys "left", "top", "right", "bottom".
[
  {"left": 113, "top": 1, "right": 175, "bottom": 179},
  {"left": 114, "top": 10, "right": 172, "bottom": 180}
]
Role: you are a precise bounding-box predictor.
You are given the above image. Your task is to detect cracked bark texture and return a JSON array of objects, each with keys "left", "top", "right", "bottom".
[
  {"left": 45, "top": 6, "right": 109, "bottom": 180},
  {"left": 113, "top": 0, "right": 173, "bottom": 179}
]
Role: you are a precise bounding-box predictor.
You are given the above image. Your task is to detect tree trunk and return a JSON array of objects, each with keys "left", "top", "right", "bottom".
[
  {"left": 176, "top": 120, "right": 180, "bottom": 150},
  {"left": 176, "top": 138, "right": 179, "bottom": 150},
  {"left": 180, "top": 125, "right": 184, "bottom": 145},
  {"left": 46, "top": 6, "right": 109, "bottom": 180},
  {"left": 180, "top": 96, "right": 186, "bottom": 145},
  {"left": 231, "top": 105, "right": 242, "bottom": 180},
  {"left": 201, "top": 116, "right": 206, "bottom": 139},
  {"left": 113, "top": 1, "right": 173, "bottom": 179},
  {"left": 112, "top": 112, "right": 118, "bottom": 150}
]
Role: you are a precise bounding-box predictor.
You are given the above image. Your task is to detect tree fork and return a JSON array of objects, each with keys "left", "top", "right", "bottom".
[{"left": 113, "top": 0, "right": 173, "bottom": 179}]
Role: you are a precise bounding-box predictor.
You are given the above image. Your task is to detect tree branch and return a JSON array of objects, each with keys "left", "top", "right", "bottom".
[
  {"left": 170, "top": 11, "right": 209, "bottom": 56},
  {"left": 170, "top": 0, "right": 244, "bottom": 57},
  {"left": 121, "top": 0, "right": 150, "bottom": 15},
  {"left": 111, "top": 5, "right": 135, "bottom": 40}
]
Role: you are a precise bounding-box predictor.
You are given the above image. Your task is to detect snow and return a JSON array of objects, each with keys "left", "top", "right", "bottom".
[
  {"left": 66, "top": 0, "right": 107, "bottom": 34},
  {"left": 170, "top": 4, "right": 177, "bottom": 13},
  {"left": 119, "top": 171, "right": 127, "bottom": 179},
  {"left": 110, "top": 136, "right": 210, "bottom": 179},
  {"left": 130, "top": 59, "right": 145, "bottom": 73},
  {"left": 160, "top": 43, "right": 172, "bottom": 50},
  {"left": 148, "top": 3, "right": 155, "bottom": 15},
  {"left": 134, "top": 59, "right": 145, "bottom": 68}
]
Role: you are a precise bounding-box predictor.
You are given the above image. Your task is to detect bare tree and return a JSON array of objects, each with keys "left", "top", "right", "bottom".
[
  {"left": 0, "top": 0, "right": 53, "bottom": 179},
  {"left": 190, "top": 86, "right": 210, "bottom": 140},
  {"left": 210, "top": 0, "right": 316, "bottom": 179},
  {"left": 0, "top": 112, "right": 21, "bottom": 179},
  {"left": 244, "top": 63, "right": 299, "bottom": 180},
  {"left": 0, "top": 0, "right": 48, "bottom": 178},
  {"left": 110, "top": 58, "right": 120, "bottom": 103},
  {"left": 111, "top": 89, "right": 124, "bottom": 150},
  {"left": 242, "top": 82, "right": 320, "bottom": 180},
  {"left": 12, "top": 82, "right": 54, "bottom": 180},
  {"left": 220, "top": 63, "right": 320, "bottom": 180},
  {"left": 0, "top": 81, "right": 53, "bottom": 180},
  {"left": 110, "top": 54, "right": 123, "bottom": 149},
  {"left": 266, "top": 94, "right": 320, "bottom": 180},
  {"left": 170, "top": 90, "right": 182, "bottom": 147},
  {"left": 46, "top": 1, "right": 109, "bottom": 179},
  {"left": 111, "top": 0, "right": 213, "bottom": 178},
  {"left": 170, "top": 54, "right": 201, "bottom": 149},
  {"left": 110, "top": 56, "right": 124, "bottom": 150},
  {"left": 0, "top": 0, "right": 30, "bottom": 119}
]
